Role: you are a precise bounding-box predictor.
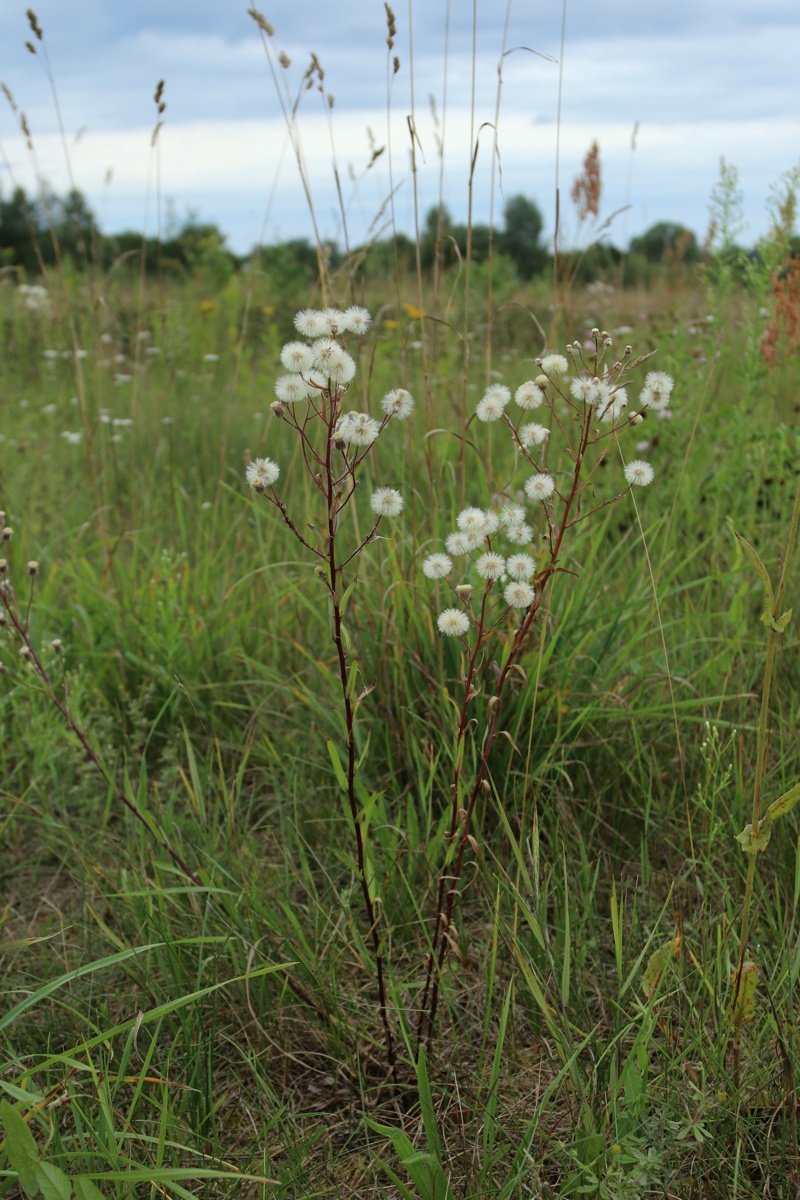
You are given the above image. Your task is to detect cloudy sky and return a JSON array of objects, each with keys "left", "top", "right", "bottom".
[{"left": 1, "top": 0, "right": 798, "bottom": 254}]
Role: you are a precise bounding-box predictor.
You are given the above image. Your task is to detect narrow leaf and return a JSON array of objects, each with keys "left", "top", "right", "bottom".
[
  {"left": 326, "top": 740, "right": 348, "bottom": 792},
  {"left": 0, "top": 1099, "right": 41, "bottom": 1197},
  {"left": 730, "top": 961, "right": 758, "bottom": 1028},
  {"left": 642, "top": 933, "right": 681, "bottom": 999},
  {"left": 735, "top": 532, "right": 775, "bottom": 626}
]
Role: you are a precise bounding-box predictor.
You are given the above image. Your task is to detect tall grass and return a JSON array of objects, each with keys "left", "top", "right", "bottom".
[{"left": 1, "top": 7, "right": 800, "bottom": 1199}]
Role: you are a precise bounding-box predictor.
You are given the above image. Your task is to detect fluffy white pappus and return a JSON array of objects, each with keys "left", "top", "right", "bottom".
[
  {"left": 476, "top": 390, "right": 508, "bottom": 422},
  {"left": 371, "top": 487, "right": 404, "bottom": 516},
  {"left": 524, "top": 473, "right": 556, "bottom": 502},
  {"left": 343, "top": 306, "right": 372, "bottom": 335},
  {"left": 570, "top": 376, "right": 597, "bottom": 404},
  {"left": 514, "top": 381, "right": 545, "bottom": 410},
  {"left": 457, "top": 506, "right": 490, "bottom": 535},
  {"left": 624, "top": 459, "right": 655, "bottom": 487},
  {"left": 280, "top": 341, "right": 315, "bottom": 373},
  {"left": 338, "top": 412, "right": 380, "bottom": 447},
  {"left": 640, "top": 371, "right": 674, "bottom": 411},
  {"left": 445, "top": 531, "right": 476, "bottom": 556},
  {"left": 519, "top": 422, "right": 550, "bottom": 448},
  {"left": 422, "top": 553, "right": 453, "bottom": 579},
  {"left": 598, "top": 386, "right": 627, "bottom": 422},
  {"left": 437, "top": 608, "right": 471, "bottom": 637},
  {"left": 382, "top": 388, "right": 415, "bottom": 419},
  {"left": 475, "top": 552, "right": 505, "bottom": 581},
  {"left": 327, "top": 347, "right": 357, "bottom": 384},
  {"left": 499, "top": 503, "right": 526, "bottom": 528},
  {"left": 246, "top": 456, "right": 280, "bottom": 490},
  {"left": 294, "top": 309, "right": 327, "bottom": 338},
  {"left": 504, "top": 580, "right": 535, "bottom": 609},
  {"left": 540, "top": 353, "right": 569, "bottom": 377},
  {"left": 504, "top": 522, "right": 533, "bottom": 546},
  {"left": 275, "top": 374, "right": 312, "bottom": 403},
  {"left": 321, "top": 308, "right": 347, "bottom": 335},
  {"left": 507, "top": 553, "right": 536, "bottom": 580}
]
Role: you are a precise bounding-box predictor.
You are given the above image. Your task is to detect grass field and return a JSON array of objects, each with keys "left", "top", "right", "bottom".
[{"left": 2, "top": 146, "right": 800, "bottom": 1200}]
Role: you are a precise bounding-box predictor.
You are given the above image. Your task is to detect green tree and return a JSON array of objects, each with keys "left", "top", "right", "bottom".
[
  {"left": 501, "top": 194, "right": 546, "bottom": 279},
  {"left": 629, "top": 221, "right": 699, "bottom": 264}
]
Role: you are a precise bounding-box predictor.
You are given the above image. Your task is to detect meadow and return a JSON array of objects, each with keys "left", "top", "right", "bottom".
[{"left": 2, "top": 31, "right": 800, "bottom": 1195}]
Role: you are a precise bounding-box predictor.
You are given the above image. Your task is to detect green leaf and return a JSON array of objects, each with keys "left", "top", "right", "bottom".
[
  {"left": 36, "top": 1163, "right": 72, "bottom": 1200},
  {"left": 0, "top": 1100, "right": 41, "bottom": 1198},
  {"left": 642, "top": 934, "right": 681, "bottom": 999},
  {"left": 326, "top": 740, "right": 348, "bottom": 792},
  {"left": 73, "top": 1181, "right": 105, "bottom": 1200},
  {"left": 735, "top": 532, "right": 775, "bottom": 626},
  {"left": 730, "top": 961, "right": 758, "bottom": 1028},
  {"left": 736, "top": 781, "right": 800, "bottom": 854}
]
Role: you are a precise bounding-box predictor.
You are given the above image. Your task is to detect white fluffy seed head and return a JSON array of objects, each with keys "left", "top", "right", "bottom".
[
  {"left": 275, "top": 374, "right": 311, "bottom": 403},
  {"left": 382, "top": 388, "right": 415, "bottom": 419},
  {"left": 246, "top": 457, "right": 280, "bottom": 491},
  {"left": 624, "top": 459, "right": 654, "bottom": 487},
  {"left": 504, "top": 580, "right": 535, "bottom": 609},
  {"left": 423, "top": 553, "right": 453, "bottom": 579},
  {"left": 507, "top": 553, "right": 536, "bottom": 580},
  {"left": 505, "top": 522, "right": 533, "bottom": 546},
  {"left": 280, "top": 341, "right": 315, "bottom": 372},
  {"left": 499, "top": 504, "right": 526, "bottom": 528},
  {"left": 445, "top": 531, "right": 475, "bottom": 556},
  {"left": 514, "top": 381, "right": 545, "bottom": 410},
  {"left": 294, "top": 309, "right": 327, "bottom": 338},
  {"left": 342, "top": 305, "right": 372, "bottom": 335},
  {"left": 540, "top": 353, "right": 569, "bottom": 377},
  {"left": 337, "top": 412, "right": 380, "bottom": 446},
  {"left": 476, "top": 389, "right": 509, "bottom": 422},
  {"left": 371, "top": 487, "right": 404, "bottom": 516},
  {"left": 475, "top": 552, "right": 505, "bottom": 581},
  {"left": 438, "top": 608, "right": 471, "bottom": 637},
  {"left": 519, "top": 422, "right": 550, "bottom": 448},
  {"left": 524, "top": 473, "right": 555, "bottom": 502}
]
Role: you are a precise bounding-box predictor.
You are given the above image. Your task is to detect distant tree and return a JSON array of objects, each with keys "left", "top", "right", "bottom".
[
  {"left": 630, "top": 222, "right": 699, "bottom": 264},
  {"left": 501, "top": 194, "right": 546, "bottom": 279}
]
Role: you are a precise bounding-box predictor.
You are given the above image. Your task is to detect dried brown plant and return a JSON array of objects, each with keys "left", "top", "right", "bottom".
[
  {"left": 571, "top": 139, "right": 602, "bottom": 221},
  {"left": 761, "top": 255, "right": 800, "bottom": 366}
]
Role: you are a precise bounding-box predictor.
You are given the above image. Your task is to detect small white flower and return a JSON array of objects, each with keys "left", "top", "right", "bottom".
[
  {"left": 438, "top": 608, "right": 471, "bottom": 637},
  {"left": 60, "top": 431, "right": 82, "bottom": 444},
  {"left": 505, "top": 522, "right": 533, "bottom": 546},
  {"left": 507, "top": 553, "right": 536, "bottom": 580},
  {"left": 624, "top": 460, "right": 654, "bottom": 487},
  {"left": 445, "top": 531, "right": 474, "bottom": 556},
  {"left": 640, "top": 370, "right": 674, "bottom": 411},
  {"left": 327, "top": 346, "right": 357, "bottom": 384},
  {"left": 342, "top": 306, "right": 372, "bottom": 334},
  {"left": 280, "top": 341, "right": 315, "bottom": 372},
  {"left": 246, "top": 456, "right": 280, "bottom": 490},
  {"left": 294, "top": 309, "right": 326, "bottom": 338},
  {"left": 422, "top": 553, "right": 453, "bottom": 579},
  {"left": 540, "top": 353, "right": 568, "bottom": 377},
  {"left": 476, "top": 387, "right": 509, "bottom": 422},
  {"left": 338, "top": 412, "right": 380, "bottom": 447},
  {"left": 203, "top": 353, "right": 219, "bottom": 363},
  {"left": 275, "top": 374, "right": 311, "bottom": 403},
  {"left": 321, "top": 308, "right": 347, "bottom": 335},
  {"left": 475, "top": 552, "right": 505, "bottom": 581},
  {"left": 382, "top": 388, "right": 415, "bottom": 419},
  {"left": 570, "top": 376, "right": 596, "bottom": 404},
  {"left": 499, "top": 504, "right": 526, "bottom": 528},
  {"left": 370, "top": 487, "right": 404, "bottom": 517},
  {"left": 504, "top": 581, "right": 535, "bottom": 609},
  {"left": 519, "top": 422, "right": 550, "bottom": 448},
  {"left": 457, "top": 507, "right": 490, "bottom": 536},
  {"left": 524, "top": 473, "right": 556, "bottom": 502},
  {"left": 514, "top": 381, "right": 545, "bottom": 410}
]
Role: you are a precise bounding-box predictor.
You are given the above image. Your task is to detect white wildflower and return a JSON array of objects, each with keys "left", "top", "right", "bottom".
[
  {"left": 524, "top": 473, "right": 556, "bottom": 502},
  {"left": 275, "top": 374, "right": 311, "bottom": 403},
  {"left": 475, "top": 552, "right": 505, "bottom": 581},
  {"left": 327, "top": 346, "right": 356, "bottom": 384},
  {"left": 382, "top": 388, "right": 415, "bottom": 419},
  {"left": 539, "top": 353, "right": 569, "bottom": 377},
  {"left": 294, "top": 309, "right": 327, "bottom": 338},
  {"left": 570, "top": 376, "right": 596, "bottom": 404},
  {"left": 640, "top": 371, "right": 674, "bottom": 411},
  {"left": 624, "top": 460, "right": 654, "bottom": 487},
  {"left": 438, "top": 608, "right": 471, "bottom": 637},
  {"left": 370, "top": 487, "right": 404, "bottom": 517},
  {"left": 505, "top": 522, "right": 533, "bottom": 546},
  {"left": 504, "top": 581, "right": 535, "bottom": 609},
  {"left": 422, "top": 553, "right": 452, "bottom": 579},
  {"left": 507, "top": 553, "right": 536, "bottom": 580},
  {"left": 445, "top": 531, "right": 475, "bottom": 556},
  {"left": 499, "top": 504, "right": 526, "bottom": 528},
  {"left": 476, "top": 386, "right": 509, "bottom": 422},
  {"left": 320, "top": 308, "right": 347, "bottom": 335},
  {"left": 338, "top": 412, "right": 380, "bottom": 447},
  {"left": 519, "top": 423, "right": 550, "bottom": 448},
  {"left": 342, "top": 305, "right": 372, "bottom": 335},
  {"left": 280, "top": 341, "right": 315, "bottom": 373},
  {"left": 514, "top": 381, "right": 545, "bottom": 410},
  {"left": 246, "top": 457, "right": 280, "bottom": 490}
]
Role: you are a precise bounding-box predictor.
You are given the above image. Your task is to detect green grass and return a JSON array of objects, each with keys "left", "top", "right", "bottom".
[{"left": 1, "top": 254, "right": 800, "bottom": 1200}]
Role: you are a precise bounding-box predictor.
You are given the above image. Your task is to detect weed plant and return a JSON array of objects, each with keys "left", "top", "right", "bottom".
[{"left": 1, "top": 7, "right": 800, "bottom": 1200}]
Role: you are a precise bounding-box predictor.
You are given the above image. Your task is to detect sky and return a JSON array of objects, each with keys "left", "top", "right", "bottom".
[{"left": 0, "top": 0, "right": 798, "bottom": 255}]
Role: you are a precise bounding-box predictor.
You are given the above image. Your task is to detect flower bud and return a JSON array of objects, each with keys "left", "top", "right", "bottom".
[
  {"left": 535, "top": 375, "right": 549, "bottom": 389},
  {"left": 51, "top": 638, "right": 63, "bottom": 653},
  {"left": 270, "top": 400, "right": 284, "bottom": 418},
  {"left": 455, "top": 584, "right": 473, "bottom": 598},
  {"left": 1, "top": 528, "right": 12, "bottom": 543},
  {"left": 0, "top": 559, "right": 7, "bottom": 575},
  {"left": 27, "top": 561, "right": 39, "bottom": 576}
]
